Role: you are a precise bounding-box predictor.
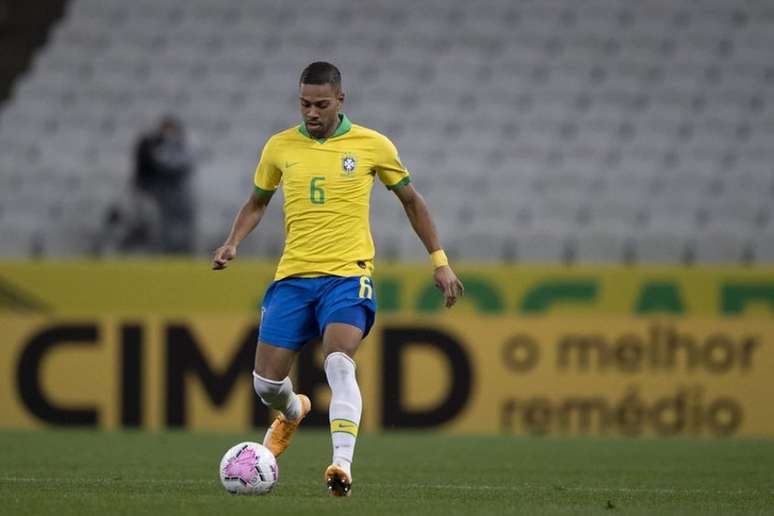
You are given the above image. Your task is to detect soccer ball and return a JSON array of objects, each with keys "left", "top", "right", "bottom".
[{"left": 219, "top": 442, "right": 279, "bottom": 495}]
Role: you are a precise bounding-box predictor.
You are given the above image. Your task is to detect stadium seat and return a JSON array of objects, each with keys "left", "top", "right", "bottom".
[
  {"left": 690, "top": 226, "right": 752, "bottom": 264},
  {"left": 447, "top": 225, "right": 516, "bottom": 262},
  {"left": 631, "top": 228, "right": 690, "bottom": 264},
  {"left": 0, "top": 225, "right": 37, "bottom": 257},
  {"left": 574, "top": 226, "right": 633, "bottom": 264},
  {"left": 751, "top": 230, "right": 774, "bottom": 264},
  {"left": 700, "top": 196, "right": 768, "bottom": 228},
  {"left": 512, "top": 226, "right": 572, "bottom": 264},
  {"left": 587, "top": 196, "right": 648, "bottom": 228}
]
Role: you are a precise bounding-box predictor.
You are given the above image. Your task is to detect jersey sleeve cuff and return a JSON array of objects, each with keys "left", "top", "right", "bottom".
[
  {"left": 385, "top": 177, "right": 411, "bottom": 191},
  {"left": 254, "top": 185, "right": 276, "bottom": 196}
]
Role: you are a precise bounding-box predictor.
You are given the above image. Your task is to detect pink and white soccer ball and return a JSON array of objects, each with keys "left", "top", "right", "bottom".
[{"left": 219, "top": 442, "right": 279, "bottom": 495}]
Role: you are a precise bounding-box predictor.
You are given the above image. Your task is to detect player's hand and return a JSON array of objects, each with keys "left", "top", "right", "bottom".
[
  {"left": 434, "top": 266, "right": 464, "bottom": 308},
  {"left": 212, "top": 244, "right": 237, "bottom": 270}
]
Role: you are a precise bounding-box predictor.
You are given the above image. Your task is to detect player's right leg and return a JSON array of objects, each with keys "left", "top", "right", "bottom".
[
  {"left": 253, "top": 343, "right": 311, "bottom": 458},
  {"left": 253, "top": 280, "right": 317, "bottom": 457}
]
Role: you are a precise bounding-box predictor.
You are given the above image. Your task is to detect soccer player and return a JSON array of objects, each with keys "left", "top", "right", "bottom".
[{"left": 212, "top": 62, "right": 464, "bottom": 497}]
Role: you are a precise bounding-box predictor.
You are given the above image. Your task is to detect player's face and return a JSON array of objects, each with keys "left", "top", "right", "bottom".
[{"left": 299, "top": 83, "right": 344, "bottom": 139}]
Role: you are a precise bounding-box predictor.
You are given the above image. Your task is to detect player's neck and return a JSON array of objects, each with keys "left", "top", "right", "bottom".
[{"left": 321, "top": 114, "right": 344, "bottom": 139}]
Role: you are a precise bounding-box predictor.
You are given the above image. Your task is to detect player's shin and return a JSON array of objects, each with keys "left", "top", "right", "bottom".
[
  {"left": 252, "top": 372, "right": 302, "bottom": 422},
  {"left": 324, "top": 352, "right": 362, "bottom": 475}
]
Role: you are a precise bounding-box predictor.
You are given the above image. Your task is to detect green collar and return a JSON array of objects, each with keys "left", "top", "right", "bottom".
[{"left": 298, "top": 113, "right": 352, "bottom": 143}]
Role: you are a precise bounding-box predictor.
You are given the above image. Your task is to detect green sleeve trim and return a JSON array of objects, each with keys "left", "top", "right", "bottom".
[
  {"left": 254, "top": 185, "right": 276, "bottom": 197},
  {"left": 385, "top": 176, "right": 411, "bottom": 191}
]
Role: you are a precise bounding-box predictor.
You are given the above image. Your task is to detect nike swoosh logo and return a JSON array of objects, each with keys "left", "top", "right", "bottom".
[
  {"left": 338, "top": 423, "right": 355, "bottom": 428},
  {"left": 285, "top": 161, "right": 302, "bottom": 168}
]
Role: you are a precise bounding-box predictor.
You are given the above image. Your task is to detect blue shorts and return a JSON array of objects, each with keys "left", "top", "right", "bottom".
[{"left": 258, "top": 275, "right": 376, "bottom": 351}]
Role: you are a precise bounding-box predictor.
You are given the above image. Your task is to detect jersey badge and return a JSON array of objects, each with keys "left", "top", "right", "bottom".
[{"left": 341, "top": 154, "right": 357, "bottom": 176}]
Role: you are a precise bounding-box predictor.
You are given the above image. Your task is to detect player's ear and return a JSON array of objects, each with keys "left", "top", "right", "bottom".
[{"left": 337, "top": 91, "right": 345, "bottom": 106}]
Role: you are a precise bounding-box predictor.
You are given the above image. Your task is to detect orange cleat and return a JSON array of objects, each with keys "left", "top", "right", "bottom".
[
  {"left": 325, "top": 464, "right": 352, "bottom": 497},
  {"left": 262, "top": 394, "right": 311, "bottom": 458}
]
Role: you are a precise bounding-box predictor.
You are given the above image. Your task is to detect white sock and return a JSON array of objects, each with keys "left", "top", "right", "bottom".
[
  {"left": 324, "top": 352, "right": 361, "bottom": 476},
  {"left": 252, "top": 371, "right": 301, "bottom": 422}
]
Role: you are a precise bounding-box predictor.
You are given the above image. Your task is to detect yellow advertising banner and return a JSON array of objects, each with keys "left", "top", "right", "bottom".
[
  {"left": 2, "top": 315, "right": 772, "bottom": 437},
  {"left": 1, "top": 260, "right": 774, "bottom": 316}
]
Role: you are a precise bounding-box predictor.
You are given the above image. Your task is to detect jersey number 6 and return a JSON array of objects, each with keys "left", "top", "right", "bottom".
[{"left": 310, "top": 176, "right": 326, "bottom": 204}]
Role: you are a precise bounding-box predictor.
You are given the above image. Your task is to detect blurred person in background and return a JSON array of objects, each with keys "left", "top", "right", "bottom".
[
  {"left": 133, "top": 114, "right": 196, "bottom": 254},
  {"left": 93, "top": 196, "right": 159, "bottom": 256}
]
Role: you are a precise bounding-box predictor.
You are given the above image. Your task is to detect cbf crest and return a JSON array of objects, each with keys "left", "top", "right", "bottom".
[{"left": 341, "top": 153, "right": 357, "bottom": 177}]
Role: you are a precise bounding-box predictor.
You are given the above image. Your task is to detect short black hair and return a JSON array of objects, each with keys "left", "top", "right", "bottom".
[{"left": 299, "top": 61, "right": 342, "bottom": 91}]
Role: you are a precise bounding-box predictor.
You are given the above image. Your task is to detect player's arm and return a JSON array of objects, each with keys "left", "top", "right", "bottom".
[
  {"left": 212, "top": 190, "right": 273, "bottom": 270},
  {"left": 214, "top": 136, "right": 282, "bottom": 270},
  {"left": 393, "top": 184, "right": 464, "bottom": 308}
]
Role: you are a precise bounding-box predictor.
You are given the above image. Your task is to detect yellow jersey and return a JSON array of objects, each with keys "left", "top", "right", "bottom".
[{"left": 253, "top": 114, "right": 411, "bottom": 281}]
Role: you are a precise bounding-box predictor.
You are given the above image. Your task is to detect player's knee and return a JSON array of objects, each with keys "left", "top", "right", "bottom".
[
  {"left": 324, "top": 351, "right": 356, "bottom": 378},
  {"left": 252, "top": 371, "right": 288, "bottom": 406},
  {"left": 323, "top": 316, "right": 366, "bottom": 356},
  {"left": 325, "top": 342, "right": 358, "bottom": 359},
  {"left": 322, "top": 332, "right": 360, "bottom": 357}
]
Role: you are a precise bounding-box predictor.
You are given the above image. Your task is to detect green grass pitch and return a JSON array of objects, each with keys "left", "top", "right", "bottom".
[{"left": 1, "top": 430, "right": 772, "bottom": 515}]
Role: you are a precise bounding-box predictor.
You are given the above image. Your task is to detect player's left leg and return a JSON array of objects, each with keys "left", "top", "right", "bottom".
[
  {"left": 322, "top": 322, "right": 364, "bottom": 497},
  {"left": 316, "top": 275, "right": 376, "bottom": 496}
]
